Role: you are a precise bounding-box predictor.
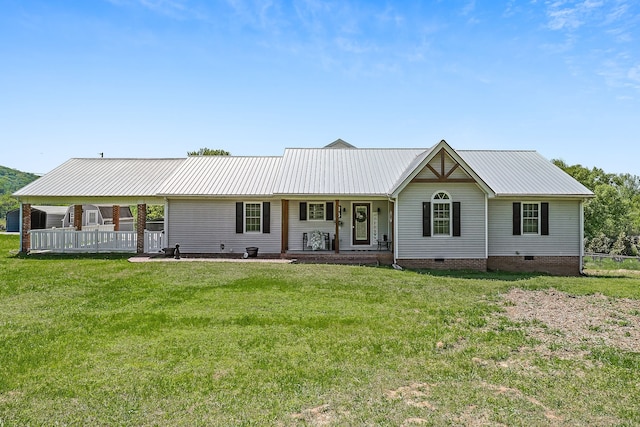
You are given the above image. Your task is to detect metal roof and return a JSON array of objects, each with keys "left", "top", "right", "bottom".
[
  {"left": 274, "top": 148, "right": 427, "bottom": 196},
  {"left": 157, "top": 156, "right": 282, "bottom": 196},
  {"left": 459, "top": 151, "right": 594, "bottom": 197},
  {"left": 13, "top": 158, "right": 185, "bottom": 198},
  {"left": 12, "top": 146, "right": 593, "bottom": 201}
]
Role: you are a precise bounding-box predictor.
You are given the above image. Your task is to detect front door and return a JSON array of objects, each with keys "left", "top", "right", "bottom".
[{"left": 352, "top": 203, "right": 370, "bottom": 245}]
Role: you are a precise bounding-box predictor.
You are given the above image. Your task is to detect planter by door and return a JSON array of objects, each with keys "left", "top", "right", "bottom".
[{"left": 352, "top": 203, "right": 370, "bottom": 245}]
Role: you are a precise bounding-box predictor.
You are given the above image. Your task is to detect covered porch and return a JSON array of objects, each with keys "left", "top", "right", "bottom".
[
  {"left": 280, "top": 198, "right": 395, "bottom": 256},
  {"left": 18, "top": 198, "right": 166, "bottom": 254}
]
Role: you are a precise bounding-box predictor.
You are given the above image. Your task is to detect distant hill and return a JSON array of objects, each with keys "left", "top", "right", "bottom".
[
  {"left": 1, "top": 165, "right": 40, "bottom": 222},
  {"left": 1, "top": 165, "right": 39, "bottom": 194}
]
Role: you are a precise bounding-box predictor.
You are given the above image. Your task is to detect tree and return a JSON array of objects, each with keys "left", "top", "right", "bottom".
[
  {"left": 187, "top": 148, "right": 230, "bottom": 156},
  {"left": 551, "top": 160, "right": 616, "bottom": 191},
  {"left": 584, "top": 184, "right": 631, "bottom": 240},
  {"left": 610, "top": 232, "right": 638, "bottom": 257},
  {"left": 553, "top": 159, "right": 640, "bottom": 253},
  {"left": 0, "top": 165, "right": 40, "bottom": 219}
]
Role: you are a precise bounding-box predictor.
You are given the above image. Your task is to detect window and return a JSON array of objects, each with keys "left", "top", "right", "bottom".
[
  {"left": 432, "top": 192, "right": 451, "bottom": 236},
  {"left": 522, "top": 203, "right": 539, "bottom": 234},
  {"left": 245, "top": 202, "right": 261, "bottom": 233},
  {"left": 87, "top": 210, "right": 98, "bottom": 225},
  {"left": 308, "top": 203, "right": 325, "bottom": 221},
  {"left": 299, "top": 202, "right": 334, "bottom": 221}
]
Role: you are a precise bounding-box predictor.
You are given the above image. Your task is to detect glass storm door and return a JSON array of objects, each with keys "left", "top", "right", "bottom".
[{"left": 352, "top": 203, "right": 370, "bottom": 245}]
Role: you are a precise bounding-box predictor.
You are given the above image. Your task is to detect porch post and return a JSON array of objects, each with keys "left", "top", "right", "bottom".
[
  {"left": 334, "top": 200, "right": 340, "bottom": 253},
  {"left": 281, "top": 199, "right": 289, "bottom": 254},
  {"left": 20, "top": 203, "right": 31, "bottom": 253},
  {"left": 113, "top": 205, "right": 120, "bottom": 231},
  {"left": 73, "top": 204, "right": 83, "bottom": 230},
  {"left": 136, "top": 203, "right": 146, "bottom": 254}
]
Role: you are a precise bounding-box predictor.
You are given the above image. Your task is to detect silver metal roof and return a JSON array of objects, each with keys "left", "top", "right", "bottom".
[
  {"left": 13, "top": 146, "right": 593, "bottom": 201},
  {"left": 274, "top": 148, "right": 427, "bottom": 196},
  {"left": 157, "top": 156, "right": 282, "bottom": 196},
  {"left": 459, "top": 151, "right": 593, "bottom": 197},
  {"left": 14, "top": 158, "right": 185, "bottom": 197}
]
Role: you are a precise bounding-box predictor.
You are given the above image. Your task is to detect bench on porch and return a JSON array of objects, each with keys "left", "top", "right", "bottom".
[{"left": 303, "top": 231, "right": 331, "bottom": 251}]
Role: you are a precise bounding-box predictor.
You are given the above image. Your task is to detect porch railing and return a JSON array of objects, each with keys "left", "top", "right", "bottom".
[
  {"left": 30, "top": 228, "right": 138, "bottom": 253},
  {"left": 144, "top": 230, "right": 164, "bottom": 253}
]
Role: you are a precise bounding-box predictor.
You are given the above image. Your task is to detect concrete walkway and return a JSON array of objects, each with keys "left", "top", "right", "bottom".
[{"left": 128, "top": 256, "right": 294, "bottom": 264}]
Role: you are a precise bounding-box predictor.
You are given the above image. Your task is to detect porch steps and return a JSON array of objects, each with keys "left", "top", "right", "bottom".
[{"left": 283, "top": 251, "right": 393, "bottom": 266}]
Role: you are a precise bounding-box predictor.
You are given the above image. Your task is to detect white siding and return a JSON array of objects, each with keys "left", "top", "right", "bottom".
[
  {"left": 397, "top": 183, "right": 486, "bottom": 259},
  {"left": 167, "top": 199, "right": 281, "bottom": 254},
  {"left": 488, "top": 199, "right": 581, "bottom": 256}
]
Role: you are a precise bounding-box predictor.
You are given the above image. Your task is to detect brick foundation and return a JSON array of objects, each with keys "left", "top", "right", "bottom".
[
  {"left": 284, "top": 252, "right": 394, "bottom": 266},
  {"left": 487, "top": 256, "right": 581, "bottom": 276},
  {"left": 397, "top": 258, "right": 487, "bottom": 271}
]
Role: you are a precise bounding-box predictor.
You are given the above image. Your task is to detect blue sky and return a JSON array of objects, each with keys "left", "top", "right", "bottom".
[{"left": 1, "top": 0, "right": 639, "bottom": 175}]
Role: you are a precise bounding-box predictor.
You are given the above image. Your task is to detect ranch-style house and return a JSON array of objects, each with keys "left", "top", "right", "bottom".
[{"left": 13, "top": 139, "right": 594, "bottom": 275}]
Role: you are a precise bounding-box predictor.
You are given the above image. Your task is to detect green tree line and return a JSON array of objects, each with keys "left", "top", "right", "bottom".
[
  {"left": 0, "top": 166, "right": 40, "bottom": 227},
  {"left": 553, "top": 160, "right": 640, "bottom": 255}
]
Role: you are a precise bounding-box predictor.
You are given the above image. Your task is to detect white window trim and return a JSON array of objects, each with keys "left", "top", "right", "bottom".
[
  {"left": 307, "top": 202, "right": 326, "bottom": 221},
  {"left": 432, "top": 191, "right": 452, "bottom": 237},
  {"left": 244, "top": 201, "right": 262, "bottom": 233},
  {"left": 87, "top": 210, "right": 99, "bottom": 225},
  {"left": 521, "top": 202, "right": 540, "bottom": 235}
]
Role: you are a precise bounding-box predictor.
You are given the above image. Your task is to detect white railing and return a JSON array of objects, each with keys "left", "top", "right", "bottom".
[
  {"left": 144, "top": 230, "right": 164, "bottom": 253},
  {"left": 30, "top": 228, "right": 137, "bottom": 253},
  {"left": 83, "top": 224, "right": 115, "bottom": 232}
]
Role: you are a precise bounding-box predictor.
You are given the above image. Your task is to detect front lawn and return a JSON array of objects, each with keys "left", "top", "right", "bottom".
[{"left": 1, "top": 234, "right": 639, "bottom": 425}]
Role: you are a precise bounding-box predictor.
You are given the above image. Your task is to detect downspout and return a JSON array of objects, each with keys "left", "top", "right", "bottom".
[
  {"left": 579, "top": 200, "right": 584, "bottom": 275},
  {"left": 485, "top": 194, "right": 488, "bottom": 261},
  {"left": 393, "top": 197, "right": 398, "bottom": 264}
]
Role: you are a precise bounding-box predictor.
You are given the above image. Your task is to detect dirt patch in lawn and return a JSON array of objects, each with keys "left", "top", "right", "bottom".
[
  {"left": 290, "top": 404, "right": 334, "bottom": 426},
  {"left": 501, "top": 288, "right": 640, "bottom": 356}
]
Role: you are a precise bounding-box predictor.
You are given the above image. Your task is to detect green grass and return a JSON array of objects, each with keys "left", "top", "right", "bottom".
[
  {"left": 1, "top": 233, "right": 639, "bottom": 425},
  {"left": 585, "top": 255, "right": 640, "bottom": 272}
]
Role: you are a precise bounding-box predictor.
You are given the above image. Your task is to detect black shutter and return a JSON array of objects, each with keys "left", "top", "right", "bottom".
[
  {"left": 513, "top": 202, "right": 521, "bottom": 235},
  {"left": 326, "top": 202, "right": 334, "bottom": 221},
  {"left": 453, "top": 202, "right": 461, "bottom": 237},
  {"left": 299, "top": 202, "right": 307, "bottom": 221},
  {"left": 263, "top": 202, "right": 270, "bottom": 234},
  {"left": 541, "top": 202, "right": 549, "bottom": 236},
  {"left": 236, "top": 202, "right": 244, "bottom": 234},
  {"left": 423, "top": 202, "right": 431, "bottom": 237}
]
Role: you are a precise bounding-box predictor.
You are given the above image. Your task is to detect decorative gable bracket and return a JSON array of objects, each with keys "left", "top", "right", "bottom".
[{"left": 413, "top": 148, "right": 475, "bottom": 183}]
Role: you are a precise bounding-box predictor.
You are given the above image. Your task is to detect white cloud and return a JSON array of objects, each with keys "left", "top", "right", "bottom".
[
  {"left": 106, "top": 0, "right": 207, "bottom": 20},
  {"left": 545, "top": 0, "right": 604, "bottom": 31},
  {"left": 462, "top": 0, "right": 476, "bottom": 16},
  {"left": 334, "top": 37, "right": 376, "bottom": 54},
  {"left": 628, "top": 64, "right": 640, "bottom": 83}
]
